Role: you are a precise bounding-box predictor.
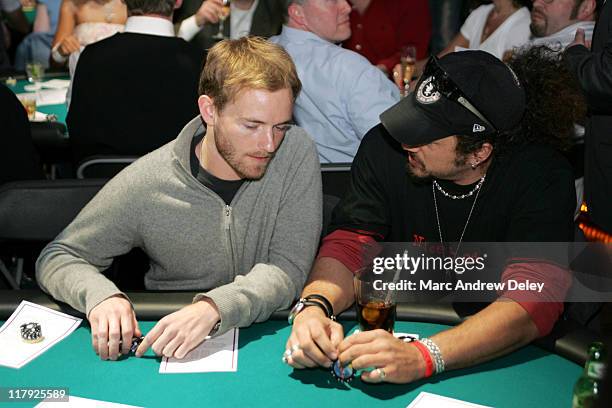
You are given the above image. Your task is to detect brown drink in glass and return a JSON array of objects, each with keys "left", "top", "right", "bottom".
[
  {"left": 356, "top": 300, "right": 396, "bottom": 333},
  {"left": 354, "top": 269, "right": 397, "bottom": 333}
]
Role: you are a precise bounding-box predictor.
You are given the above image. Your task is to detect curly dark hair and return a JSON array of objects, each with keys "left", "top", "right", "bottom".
[{"left": 456, "top": 45, "right": 586, "bottom": 157}]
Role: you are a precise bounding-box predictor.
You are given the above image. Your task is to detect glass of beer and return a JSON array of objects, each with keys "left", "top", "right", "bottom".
[
  {"left": 354, "top": 271, "right": 396, "bottom": 333},
  {"left": 213, "top": 0, "right": 231, "bottom": 40},
  {"left": 399, "top": 45, "right": 417, "bottom": 98}
]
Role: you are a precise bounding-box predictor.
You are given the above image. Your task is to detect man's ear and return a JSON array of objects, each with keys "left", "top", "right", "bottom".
[
  {"left": 577, "top": 0, "right": 597, "bottom": 21},
  {"left": 474, "top": 142, "right": 493, "bottom": 164},
  {"left": 198, "top": 95, "right": 216, "bottom": 126},
  {"left": 174, "top": 0, "right": 182, "bottom": 10},
  {"left": 288, "top": 3, "right": 306, "bottom": 26}
]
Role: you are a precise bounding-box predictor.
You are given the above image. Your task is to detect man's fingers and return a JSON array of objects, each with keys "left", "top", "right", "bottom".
[
  {"left": 161, "top": 336, "right": 184, "bottom": 358},
  {"left": 107, "top": 317, "right": 121, "bottom": 361},
  {"left": 149, "top": 325, "right": 178, "bottom": 356},
  {"left": 360, "top": 366, "right": 389, "bottom": 383},
  {"left": 135, "top": 321, "right": 164, "bottom": 357},
  {"left": 308, "top": 328, "right": 337, "bottom": 364},
  {"left": 339, "top": 329, "right": 387, "bottom": 352},
  {"left": 97, "top": 318, "right": 109, "bottom": 360},
  {"left": 329, "top": 322, "right": 344, "bottom": 350},
  {"left": 120, "top": 313, "right": 135, "bottom": 355},
  {"left": 294, "top": 325, "right": 333, "bottom": 367},
  {"left": 132, "top": 314, "right": 142, "bottom": 338},
  {"left": 90, "top": 316, "right": 98, "bottom": 353},
  {"left": 174, "top": 337, "right": 200, "bottom": 360}
]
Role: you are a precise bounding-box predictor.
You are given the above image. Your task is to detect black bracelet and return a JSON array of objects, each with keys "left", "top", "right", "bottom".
[
  {"left": 301, "top": 300, "right": 329, "bottom": 317},
  {"left": 304, "top": 295, "right": 336, "bottom": 321},
  {"left": 304, "top": 294, "right": 334, "bottom": 317}
]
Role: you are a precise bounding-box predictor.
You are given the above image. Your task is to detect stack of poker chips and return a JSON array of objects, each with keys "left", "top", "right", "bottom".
[{"left": 20, "top": 322, "right": 44, "bottom": 343}]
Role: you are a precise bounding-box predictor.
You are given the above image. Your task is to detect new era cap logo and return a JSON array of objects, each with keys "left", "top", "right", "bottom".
[{"left": 473, "top": 124, "right": 486, "bottom": 133}]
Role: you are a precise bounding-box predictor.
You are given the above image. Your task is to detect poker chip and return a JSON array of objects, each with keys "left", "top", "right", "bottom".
[
  {"left": 130, "top": 336, "right": 144, "bottom": 353},
  {"left": 118, "top": 336, "right": 144, "bottom": 354},
  {"left": 331, "top": 359, "right": 354, "bottom": 383}
]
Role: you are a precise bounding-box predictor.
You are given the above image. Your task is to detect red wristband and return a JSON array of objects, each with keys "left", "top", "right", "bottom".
[{"left": 412, "top": 341, "right": 434, "bottom": 378}]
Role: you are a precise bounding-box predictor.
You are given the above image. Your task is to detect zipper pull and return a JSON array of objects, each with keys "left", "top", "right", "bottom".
[{"left": 224, "top": 205, "right": 232, "bottom": 229}]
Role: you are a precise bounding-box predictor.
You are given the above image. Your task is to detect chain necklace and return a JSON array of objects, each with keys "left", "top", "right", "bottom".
[
  {"left": 433, "top": 175, "right": 485, "bottom": 200},
  {"left": 432, "top": 175, "right": 485, "bottom": 257}
]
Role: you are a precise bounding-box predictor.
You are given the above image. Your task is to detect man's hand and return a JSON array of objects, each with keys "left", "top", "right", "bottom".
[
  {"left": 58, "top": 35, "right": 81, "bottom": 56},
  {"left": 338, "top": 330, "right": 426, "bottom": 384},
  {"left": 568, "top": 28, "right": 592, "bottom": 50},
  {"left": 135, "top": 299, "right": 220, "bottom": 359},
  {"left": 195, "top": 0, "right": 224, "bottom": 27},
  {"left": 88, "top": 294, "right": 141, "bottom": 361},
  {"left": 284, "top": 306, "right": 344, "bottom": 369}
]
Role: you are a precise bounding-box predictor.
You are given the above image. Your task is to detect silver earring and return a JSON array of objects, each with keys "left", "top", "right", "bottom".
[{"left": 471, "top": 162, "right": 478, "bottom": 169}]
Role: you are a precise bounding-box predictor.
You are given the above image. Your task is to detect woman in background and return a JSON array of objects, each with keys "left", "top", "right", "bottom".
[
  {"left": 50, "top": 0, "right": 126, "bottom": 67},
  {"left": 440, "top": 0, "right": 531, "bottom": 59}
]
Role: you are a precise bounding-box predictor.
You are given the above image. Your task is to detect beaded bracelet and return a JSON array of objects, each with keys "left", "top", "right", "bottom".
[{"left": 420, "top": 338, "right": 445, "bottom": 374}]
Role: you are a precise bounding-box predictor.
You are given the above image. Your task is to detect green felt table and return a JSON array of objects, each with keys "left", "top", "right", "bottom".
[
  {"left": 1, "top": 319, "right": 581, "bottom": 408},
  {"left": 6, "top": 77, "right": 69, "bottom": 125}
]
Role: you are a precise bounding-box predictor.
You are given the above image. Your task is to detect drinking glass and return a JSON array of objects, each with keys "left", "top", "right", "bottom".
[
  {"left": 18, "top": 93, "right": 37, "bottom": 120},
  {"left": 399, "top": 45, "right": 417, "bottom": 98},
  {"left": 354, "top": 269, "right": 397, "bottom": 333},
  {"left": 26, "top": 62, "right": 44, "bottom": 84},
  {"left": 212, "top": 0, "right": 231, "bottom": 40}
]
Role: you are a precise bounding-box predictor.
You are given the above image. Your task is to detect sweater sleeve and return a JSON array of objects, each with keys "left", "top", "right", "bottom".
[
  {"left": 196, "top": 130, "right": 323, "bottom": 335},
  {"left": 35, "top": 167, "right": 144, "bottom": 316}
]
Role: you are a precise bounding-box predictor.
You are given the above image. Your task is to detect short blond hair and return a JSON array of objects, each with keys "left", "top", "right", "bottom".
[{"left": 198, "top": 36, "right": 301, "bottom": 111}]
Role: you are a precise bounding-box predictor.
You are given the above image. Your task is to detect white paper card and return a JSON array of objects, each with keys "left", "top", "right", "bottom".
[
  {"left": 407, "top": 392, "right": 492, "bottom": 408},
  {"left": 36, "top": 395, "right": 142, "bottom": 407},
  {"left": 33, "top": 111, "right": 49, "bottom": 121},
  {"left": 0, "top": 301, "right": 82, "bottom": 369},
  {"left": 41, "top": 79, "right": 71, "bottom": 90},
  {"left": 36, "top": 89, "right": 67, "bottom": 106},
  {"left": 159, "top": 328, "right": 239, "bottom": 373}
]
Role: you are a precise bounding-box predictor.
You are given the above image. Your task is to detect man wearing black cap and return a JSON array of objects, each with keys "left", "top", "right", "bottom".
[{"left": 281, "top": 49, "right": 579, "bottom": 384}]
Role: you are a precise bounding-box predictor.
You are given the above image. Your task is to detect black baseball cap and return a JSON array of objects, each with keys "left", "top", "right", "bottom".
[{"left": 380, "top": 51, "right": 525, "bottom": 146}]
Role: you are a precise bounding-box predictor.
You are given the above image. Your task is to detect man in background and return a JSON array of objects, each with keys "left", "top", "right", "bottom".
[
  {"left": 271, "top": 0, "right": 399, "bottom": 163},
  {"left": 67, "top": 0, "right": 203, "bottom": 164}
]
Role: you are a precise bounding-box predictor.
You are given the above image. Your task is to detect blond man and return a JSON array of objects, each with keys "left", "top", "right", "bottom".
[{"left": 36, "top": 37, "right": 323, "bottom": 361}]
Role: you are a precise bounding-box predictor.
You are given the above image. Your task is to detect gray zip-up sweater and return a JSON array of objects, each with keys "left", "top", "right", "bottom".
[{"left": 36, "top": 116, "right": 323, "bottom": 335}]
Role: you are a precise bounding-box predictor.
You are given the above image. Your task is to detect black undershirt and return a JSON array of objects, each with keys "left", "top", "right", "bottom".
[{"left": 190, "top": 134, "right": 245, "bottom": 205}]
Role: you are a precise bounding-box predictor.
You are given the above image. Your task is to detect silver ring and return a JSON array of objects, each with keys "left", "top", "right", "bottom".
[
  {"left": 374, "top": 367, "right": 386, "bottom": 380},
  {"left": 291, "top": 344, "right": 300, "bottom": 353}
]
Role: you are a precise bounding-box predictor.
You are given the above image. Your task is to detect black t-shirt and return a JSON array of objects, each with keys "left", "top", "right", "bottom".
[
  {"left": 330, "top": 124, "right": 576, "bottom": 245},
  {"left": 190, "top": 134, "right": 245, "bottom": 205}
]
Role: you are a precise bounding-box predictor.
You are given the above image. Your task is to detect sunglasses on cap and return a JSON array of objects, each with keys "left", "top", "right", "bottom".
[{"left": 422, "top": 56, "right": 498, "bottom": 133}]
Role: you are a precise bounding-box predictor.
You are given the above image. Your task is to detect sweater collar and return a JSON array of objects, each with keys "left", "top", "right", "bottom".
[{"left": 173, "top": 115, "right": 206, "bottom": 171}]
